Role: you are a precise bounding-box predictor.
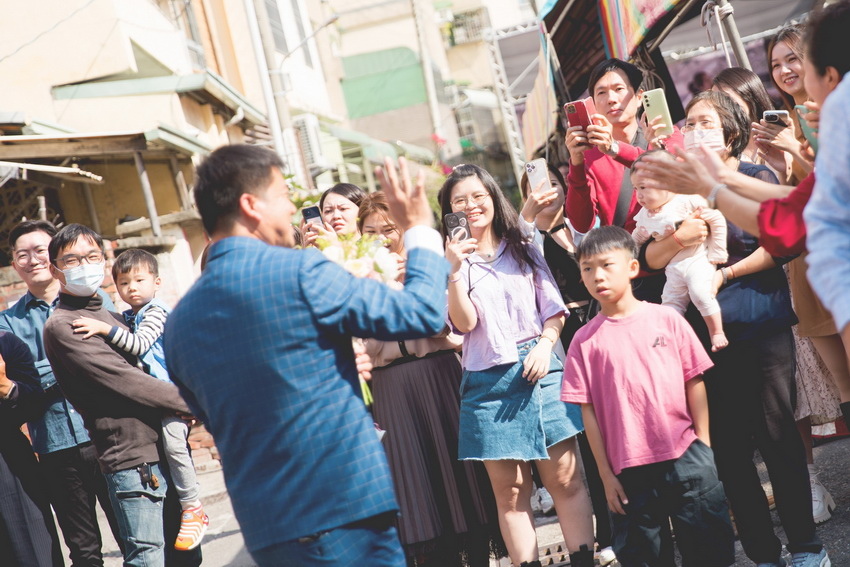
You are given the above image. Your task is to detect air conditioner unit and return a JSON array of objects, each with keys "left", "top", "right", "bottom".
[{"left": 293, "top": 113, "right": 331, "bottom": 171}]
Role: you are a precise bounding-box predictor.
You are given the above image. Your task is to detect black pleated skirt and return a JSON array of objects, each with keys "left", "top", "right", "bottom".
[{"left": 370, "top": 351, "right": 504, "bottom": 565}]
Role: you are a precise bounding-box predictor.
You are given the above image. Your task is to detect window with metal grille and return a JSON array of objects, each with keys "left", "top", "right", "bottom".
[{"left": 451, "top": 9, "right": 489, "bottom": 45}]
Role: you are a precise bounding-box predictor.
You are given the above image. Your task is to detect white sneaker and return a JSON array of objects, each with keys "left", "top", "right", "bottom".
[
  {"left": 537, "top": 487, "right": 555, "bottom": 515},
  {"left": 811, "top": 476, "right": 836, "bottom": 524},
  {"left": 597, "top": 546, "right": 617, "bottom": 566}
]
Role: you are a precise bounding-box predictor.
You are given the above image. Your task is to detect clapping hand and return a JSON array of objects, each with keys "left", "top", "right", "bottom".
[{"left": 375, "top": 157, "right": 432, "bottom": 231}]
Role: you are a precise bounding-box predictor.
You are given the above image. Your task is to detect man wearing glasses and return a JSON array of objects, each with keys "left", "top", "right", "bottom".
[
  {"left": 41, "top": 224, "right": 198, "bottom": 567},
  {"left": 0, "top": 220, "right": 124, "bottom": 567}
]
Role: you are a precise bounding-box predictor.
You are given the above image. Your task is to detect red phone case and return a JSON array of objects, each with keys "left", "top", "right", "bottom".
[{"left": 564, "top": 97, "right": 597, "bottom": 129}]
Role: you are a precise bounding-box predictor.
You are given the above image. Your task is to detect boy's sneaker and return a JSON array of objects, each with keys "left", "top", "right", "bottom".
[
  {"left": 597, "top": 546, "right": 617, "bottom": 566},
  {"left": 811, "top": 477, "right": 836, "bottom": 524},
  {"left": 537, "top": 487, "right": 555, "bottom": 515},
  {"left": 174, "top": 506, "right": 210, "bottom": 551},
  {"left": 791, "top": 549, "right": 830, "bottom": 567},
  {"left": 756, "top": 560, "right": 787, "bottom": 567}
]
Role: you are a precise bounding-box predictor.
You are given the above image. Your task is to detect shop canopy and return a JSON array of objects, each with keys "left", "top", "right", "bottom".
[
  {"left": 541, "top": 0, "right": 687, "bottom": 90},
  {"left": 524, "top": 0, "right": 814, "bottom": 156}
]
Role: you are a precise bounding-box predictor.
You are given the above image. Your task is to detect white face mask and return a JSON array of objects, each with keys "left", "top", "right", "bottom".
[
  {"left": 683, "top": 128, "right": 727, "bottom": 153},
  {"left": 62, "top": 262, "right": 105, "bottom": 297}
]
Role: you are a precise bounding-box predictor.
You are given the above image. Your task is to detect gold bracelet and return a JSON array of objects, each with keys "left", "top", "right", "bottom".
[{"left": 538, "top": 335, "right": 556, "bottom": 345}]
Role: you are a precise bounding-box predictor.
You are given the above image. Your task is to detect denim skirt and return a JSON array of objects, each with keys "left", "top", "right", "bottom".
[{"left": 458, "top": 338, "right": 584, "bottom": 460}]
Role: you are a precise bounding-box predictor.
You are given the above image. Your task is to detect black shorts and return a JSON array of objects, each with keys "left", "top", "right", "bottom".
[{"left": 612, "top": 439, "right": 735, "bottom": 567}]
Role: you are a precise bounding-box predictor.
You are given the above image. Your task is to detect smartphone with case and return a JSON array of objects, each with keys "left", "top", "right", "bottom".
[
  {"left": 794, "top": 105, "right": 819, "bottom": 155},
  {"left": 564, "top": 97, "right": 596, "bottom": 130},
  {"left": 301, "top": 205, "right": 322, "bottom": 227},
  {"left": 641, "top": 88, "right": 674, "bottom": 137},
  {"left": 444, "top": 211, "right": 471, "bottom": 241},
  {"left": 525, "top": 158, "right": 551, "bottom": 194},
  {"left": 763, "top": 110, "right": 790, "bottom": 128}
]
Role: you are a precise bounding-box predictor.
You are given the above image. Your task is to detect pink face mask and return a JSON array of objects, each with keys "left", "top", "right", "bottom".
[{"left": 683, "top": 128, "right": 727, "bottom": 153}]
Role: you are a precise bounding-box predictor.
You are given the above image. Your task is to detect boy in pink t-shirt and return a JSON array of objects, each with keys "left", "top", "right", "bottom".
[{"left": 561, "top": 226, "right": 734, "bottom": 567}]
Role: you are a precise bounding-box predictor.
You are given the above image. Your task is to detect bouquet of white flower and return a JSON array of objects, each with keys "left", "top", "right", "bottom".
[{"left": 316, "top": 233, "right": 401, "bottom": 284}]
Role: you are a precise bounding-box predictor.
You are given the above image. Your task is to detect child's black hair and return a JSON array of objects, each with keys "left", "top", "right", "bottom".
[
  {"left": 576, "top": 226, "right": 638, "bottom": 262},
  {"left": 112, "top": 248, "right": 159, "bottom": 281}
]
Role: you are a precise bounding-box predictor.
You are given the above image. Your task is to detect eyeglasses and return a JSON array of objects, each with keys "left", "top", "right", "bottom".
[
  {"left": 451, "top": 193, "right": 491, "bottom": 210},
  {"left": 12, "top": 247, "right": 49, "bottom": 267},
  {"left": 56, "top": 251, "right": 104, "bottom": 268}
]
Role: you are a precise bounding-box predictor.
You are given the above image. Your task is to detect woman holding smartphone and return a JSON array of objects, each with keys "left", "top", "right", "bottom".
[
  {"left": 441, "top": 164, "right": 594, "bottom": 567},
  {"left": 301, "top": 182, "right": 366, "bottom": 247},
  {"left": 753, "top": 25, "right": 814, "bottom": 182}
]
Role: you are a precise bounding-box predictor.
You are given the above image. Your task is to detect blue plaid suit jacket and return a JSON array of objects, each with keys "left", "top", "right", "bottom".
[{"left": 164, "top": 236, "right": 449, "bottom": 551}]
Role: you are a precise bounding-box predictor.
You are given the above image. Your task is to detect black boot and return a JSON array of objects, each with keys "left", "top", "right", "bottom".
[
  {"left": 841, "top": 401, "right": 850, "bottom": 424},
  {"left": 568, "top": 544, "right": 595, "bottom": 567},
  {"left": 518, "top": 561, "right": 542, "bottom": 567}
]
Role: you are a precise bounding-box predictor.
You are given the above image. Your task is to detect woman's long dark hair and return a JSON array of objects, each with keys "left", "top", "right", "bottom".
[
  {"left": 712, "top": 67, "right": 775, "bottom": 125},
  {"left": 438, "top": 164, "right": 540, "bottom": 273}
]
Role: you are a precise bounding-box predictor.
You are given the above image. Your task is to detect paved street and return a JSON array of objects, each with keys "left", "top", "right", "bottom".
[{"left": 75, "top": 436, "right": 850, "bottom": 566}]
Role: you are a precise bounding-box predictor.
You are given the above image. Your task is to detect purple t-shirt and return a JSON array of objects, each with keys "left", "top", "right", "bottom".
[
  {"left": 562, "top": 302, "right": 713, "bottom": 475},
  {"left": 449, "top": 241, "right": 566, "bottom": 371}
]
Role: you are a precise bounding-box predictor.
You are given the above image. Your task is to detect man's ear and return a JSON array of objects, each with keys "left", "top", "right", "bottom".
[
  {"left": 49, "top": 263, "right": 65, "bottom": 284},
  {"left": 824, "top": 66, "right": 842, "bottom": 92},
  {"left": 238, "top": 192, "right": 263, "bottom": 225}
]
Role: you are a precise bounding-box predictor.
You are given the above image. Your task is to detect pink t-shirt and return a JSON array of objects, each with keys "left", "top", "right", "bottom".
[{"left": 562, "top": 302, "right": 713, "bottom": 475}]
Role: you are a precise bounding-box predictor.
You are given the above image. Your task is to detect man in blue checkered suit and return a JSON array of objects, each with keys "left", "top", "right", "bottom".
[{"left": 164, "top": 145, "right": 450, "bottom": 567}]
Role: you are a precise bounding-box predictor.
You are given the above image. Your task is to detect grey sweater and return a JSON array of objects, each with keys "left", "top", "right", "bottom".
[{"left": 44, "top": 293, "right": 189, "bottom": 474}]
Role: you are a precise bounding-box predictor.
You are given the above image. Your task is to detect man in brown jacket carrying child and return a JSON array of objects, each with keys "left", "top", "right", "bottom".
[{"left": 43, "top": 224, "right": 199, "bottom": 567}]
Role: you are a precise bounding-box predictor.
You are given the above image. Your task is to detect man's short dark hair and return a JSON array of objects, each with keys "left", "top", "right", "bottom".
[
  {"left": 193, "top": 144, "right": 285, "bottom": 235},
  {"left": 576, "top": 226, "right": 638, "bottom": 262},
  {"left": 804, "top": 0, "right": 850, "bottom": 79},
  {"left": 48, "top": 224, "right": 103, "bottom": 264},
  {"left": 9, "top": 220, "right": 57, "bottom": 250},
  {"left": 587, "top": 58, "right": 644, "bottom": 95},
  {"left": 112, "top": 249, "right": 158, "bottom": 281}
]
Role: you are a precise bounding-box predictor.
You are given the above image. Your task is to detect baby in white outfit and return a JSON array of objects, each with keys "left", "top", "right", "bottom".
[{"left": 631, "top": 155, "right": 729, "bottom": 351}]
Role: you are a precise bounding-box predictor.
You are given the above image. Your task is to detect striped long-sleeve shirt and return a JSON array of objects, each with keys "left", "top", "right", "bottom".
[{"left": 106, "top": 304, "right": 168, "bottom": 357}]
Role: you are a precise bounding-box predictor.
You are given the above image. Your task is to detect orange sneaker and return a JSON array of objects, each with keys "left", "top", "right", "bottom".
[{"left": 174, "top": 506, "right": 210, "bottom": 551}]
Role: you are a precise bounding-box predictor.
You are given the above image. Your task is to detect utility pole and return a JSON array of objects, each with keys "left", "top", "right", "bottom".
[
  {"left": 411, "top": 0, "right": 445, "bottom": 162},
  {"left": 245, "top": 0, "right": 309, "bottom": 185},
  {"left": 243, "top": 0, "right": 287, "bottom": 160}
]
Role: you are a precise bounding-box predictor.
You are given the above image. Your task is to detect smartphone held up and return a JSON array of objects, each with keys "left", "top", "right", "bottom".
[
  {"left": 641, "top": 88, "right": 674, "bottom": 137},
  {"left": 301, "top": 205, "right": 322, "bottom": 227},
  {"left": 564, "top": 97, "right": 596, "bottom": 130},
  {"left": 444, "top": 212, "right": 471, "bottom": 242},
  {"left": 763, "top": 110, "right": 790, "bottom": 128},
  {"left": 525, "top": 158, "right": 551, "bottom": 194}
]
